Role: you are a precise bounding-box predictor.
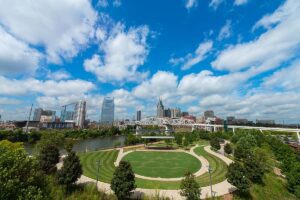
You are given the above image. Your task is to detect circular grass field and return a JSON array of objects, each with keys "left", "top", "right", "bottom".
[
  {"left": 122, "top": 151, "right": 201, "bottom": 178},
  {"left": 78, "top": 143, "right": 228, "bottom": 189}
]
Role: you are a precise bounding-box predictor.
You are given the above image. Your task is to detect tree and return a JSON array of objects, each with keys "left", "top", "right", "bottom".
[
  {"left": 244, "top": 154, "right": 265, "bottom": 183},
  {"left": 287, "top": 163, "right": 300, "bottom": 192},
  {"left": 111, "top": 161, "right": 136, "bottom": 199},
  {"left": 224, "top": 143, "right": 232, "bottom": 154},
  {"left": 0, "top": 140, "right": 48, "bottom": 200},
  {"left": 180, "top": 172, "right": 201, "bottom": 200},
  {"left": 234, "top": 143, "right": 252, "bottom": 160},
  {"left": 57, "top": 151, "right": 82, "bottom": 190},
  {"left": 227, "top": 162, "right": 251, "bottom": 194},
  {"left": 175, "top": 133, "right": 183, "bottom": 146},
  {"left": 38, "top": 144, "right": 60, "bottom": 174},
  {"left": 183, "top": 137, "right": 189, "bottom": 149},
  {"left": 210, "top": 138, "right": 220, "bottom": 150},
  {"left": 64, "top": 138, "right": 75, "bottom": 153}
]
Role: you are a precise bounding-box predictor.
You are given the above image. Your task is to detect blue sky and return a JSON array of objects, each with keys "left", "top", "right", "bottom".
[{"left": 0, "top": 0, "right": 300, "bottom": 123}]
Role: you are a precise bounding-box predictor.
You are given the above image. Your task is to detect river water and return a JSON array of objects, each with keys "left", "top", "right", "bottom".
[{"left": 24, "top": 135, "right": 126, "bottom": 154}]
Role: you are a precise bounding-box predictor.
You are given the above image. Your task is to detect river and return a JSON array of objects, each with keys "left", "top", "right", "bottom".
[{"left": 24, "top": 135, "right": 126, "bottom": 154}]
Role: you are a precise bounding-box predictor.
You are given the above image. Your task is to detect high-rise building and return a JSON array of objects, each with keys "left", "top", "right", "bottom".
[
  {"left": 164, "top": 108, "right": 171, "bottom": 118},
  {"left": 101, "top": 97, "right": 115, "bottom": 124},
  {"left": 171, "top": 108, "right": 181, "bottom": 118},
  {"left": 182, "top": 111, "right": 189, "bottom": 117},
  {"left": 33, "top": 108, "right": 56, "bottom": 122},
  {"left": 64, "top": 111, "right": 75, "bottom": 121},
  {"left": 136, "top": 110, "right": 141, "bottom": 121},
  {"left": 157, "top": 98, "right": 164, "bottom": 118},
  {"left": 74, "top": 100, "right": 86, "bottom": 128},
  {"left": 204, "top": 110, "right": 214, "bottom": 119},
  {"left": 33, "top": 108, "right": 43, "bottom": 121}
]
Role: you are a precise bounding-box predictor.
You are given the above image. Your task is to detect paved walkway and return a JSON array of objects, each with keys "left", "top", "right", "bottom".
[{"left": 75, "top": 144, "right": 235, "bottom": 199}]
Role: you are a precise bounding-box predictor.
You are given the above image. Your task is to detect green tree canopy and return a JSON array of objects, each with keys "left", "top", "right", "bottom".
[
  {"left": 0, "top": 140, "right": 48, "bottom": 200},
  {"left": 180, "top": 171, "right": 201, "bottom": 200},
  {"left": 111, "top": 161, "right": 136, "bottom": 199},
  {"left": 57, "top": 151, "right": 82, "bottom": 190},
  {"left": 224, "top": 143, "right": 232, "bottom": 154},
  {"left": 38, "top": 144, "right": 60, "bottom": 174},
  {"left": 210, "top": 138, "right": 221, "bottom": 150},
  {"left": 227, "top": 162, "right": 251, "bottom": 194}
]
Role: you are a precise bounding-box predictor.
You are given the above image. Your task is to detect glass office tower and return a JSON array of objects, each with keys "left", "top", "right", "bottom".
[{"left": 101, "top": 97, "right": 115, "bottom": 124}]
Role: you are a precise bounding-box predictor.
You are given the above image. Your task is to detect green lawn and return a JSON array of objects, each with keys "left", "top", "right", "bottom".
[
  {"left": 78, "top": 145, "right": 228, "bottom": 189},
  {"left": 122, "top": 151, "right": 201, "bottom": 178},
  {"left": 78, "top": 150, "right": 118, "bottom": 183}
]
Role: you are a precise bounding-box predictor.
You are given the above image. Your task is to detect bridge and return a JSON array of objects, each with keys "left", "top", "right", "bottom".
[{"left": 133, "top": 121, "right": 300, "bottom": 143}]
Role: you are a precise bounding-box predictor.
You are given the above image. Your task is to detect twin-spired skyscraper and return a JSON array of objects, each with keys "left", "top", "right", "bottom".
[{"left": 101, "top": 97, "right": 115, "bottom": 124}]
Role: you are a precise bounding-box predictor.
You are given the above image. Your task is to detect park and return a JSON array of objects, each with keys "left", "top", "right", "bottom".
[{"left": 78, "top": 137, "right": 232, "bottom": 199}]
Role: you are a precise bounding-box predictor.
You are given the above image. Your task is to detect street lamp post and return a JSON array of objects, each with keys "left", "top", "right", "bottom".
[
  {"left": 208, "top": 165, "right": 214, "bottom": 200},
  {"left": 96, "top": 160, "right": 101, "bottom": 187}
]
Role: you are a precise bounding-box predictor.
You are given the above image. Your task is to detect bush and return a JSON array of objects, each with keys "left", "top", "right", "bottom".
[
  {"left": 111, "top": 161, "right": 136, "bottom": 199},
  {"left": 224, "top": 143, "right": 232, "bottom": 154},
  {"left": 210, "top": 138, "right": 220, "bottom": 150},
  {"left": 38, "top": 144, "right": 60, "bottom": 174},
  {"left": 180, "top": 172, "right": 201, "bottom": 200},
  {"left": 227, "top": 162, "right": 251, "bottom": 194},
  {"left": 0, "top": 140, "right": 49, "bottom": 199},
  {"left": 57, "top": 151, "right": 82, "bottom": 190}
]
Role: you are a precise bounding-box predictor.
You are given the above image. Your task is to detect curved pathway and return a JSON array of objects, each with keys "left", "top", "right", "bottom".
[{"left": 76, "top": 144, "right": 236, "bottom": 199}]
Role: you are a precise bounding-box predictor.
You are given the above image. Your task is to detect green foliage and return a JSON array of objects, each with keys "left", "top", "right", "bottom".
[
  {"left": 183, "top": 137, "right": 189, "bottom": 148},
  {"left": 227, "top": 162, "right": 251, "bottom": 194},
  {"left": 294, "top": 186, "right": 300, "bottom": 199},
  {"left": 197, "top": 130, "right": 210, "bottom": 140},
  {"left": 0, "top": 140, "right": 49, "bottom": 200},
  {"left": 38, "top": 144, "right": 60, "bottom": 174},
  {"left": 175, "top": 133, "right": 183, "bottom": 146},
  {"left": 244, "top": 154, "right": 265, "bottom": 183},
  {"left": 111, "top": 161, "right": 136, "bottom": 199},
  {"left": 57, "top": 151, "right": 82, "bottom": 189},
  {"left": 180, "top": 172, "right": 201, "bottom": 200},
  {"left": 0, "top": 129, "right": 40, "bottom": 143},
  {"left": 37, "top": 131, "right": 65, "bottom": 150},
  {"left": 287, "top": 164, "right": 300, "bottom": 192},
  {"left": 124, "top": 133, "right": 141, "bottom": 145},
  {"left": 210, "top": 138, "right": 220, "bottom": 150},
  {"left": 234, "top": 134, "right": 257, "bottom": 160},
  {"left": 224, "top": 143, "right": 232, "bottom": 154},
  {"left": 64, "top": 138, "right": 75, "bottom": 153},
  {"left": 234, "top": 143, "right": 251, "bottom": 160}
]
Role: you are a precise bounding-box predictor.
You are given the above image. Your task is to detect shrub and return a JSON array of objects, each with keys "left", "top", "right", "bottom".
[{"left": 224, "top": 143, "right": 232, "bottom": 154}]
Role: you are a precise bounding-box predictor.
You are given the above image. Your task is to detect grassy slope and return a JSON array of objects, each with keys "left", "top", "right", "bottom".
[
  {"left": 78, "top": 150, "right": 118, "bottom": 182},
  {"left": 122, "top": 151, "right": 201, "bottom": 178},
  {"left": 233, "top": 173, "right": 296, "bottom": 200}
]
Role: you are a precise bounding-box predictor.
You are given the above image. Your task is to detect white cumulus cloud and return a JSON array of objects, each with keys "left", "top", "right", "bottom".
[
  {"left": 84, "top": 25, "right": 150, "bottom": 83},
  {"left": 0, "top": 0, "right": 98, "bottom": 64},
  {"left": 170, "top": 41, "right": 213, "bottom": 70}
]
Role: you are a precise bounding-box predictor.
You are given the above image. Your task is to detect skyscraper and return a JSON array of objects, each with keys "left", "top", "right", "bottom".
[
  {"left": 101, "top": 97, "right": 114, "bottom": 124},
  {"left": 136, "top": 110, "right": 141, "bottom": 121},
  {"left": 171, "top": 108, "right": 181, "bottom": 118},
  {"left": 157, "top": 98, "right": 164, "bottom": 118},
  {"left": 33, "top": 108, "right": 43, "bottom": 121},
  {"left": 74, "top": 100, "right": 86, "bottom": 128}
]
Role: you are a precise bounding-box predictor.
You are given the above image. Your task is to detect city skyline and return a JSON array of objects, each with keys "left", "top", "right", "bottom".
[{"left": 0, "top": 0, "right": 300, "bottom": 123}]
